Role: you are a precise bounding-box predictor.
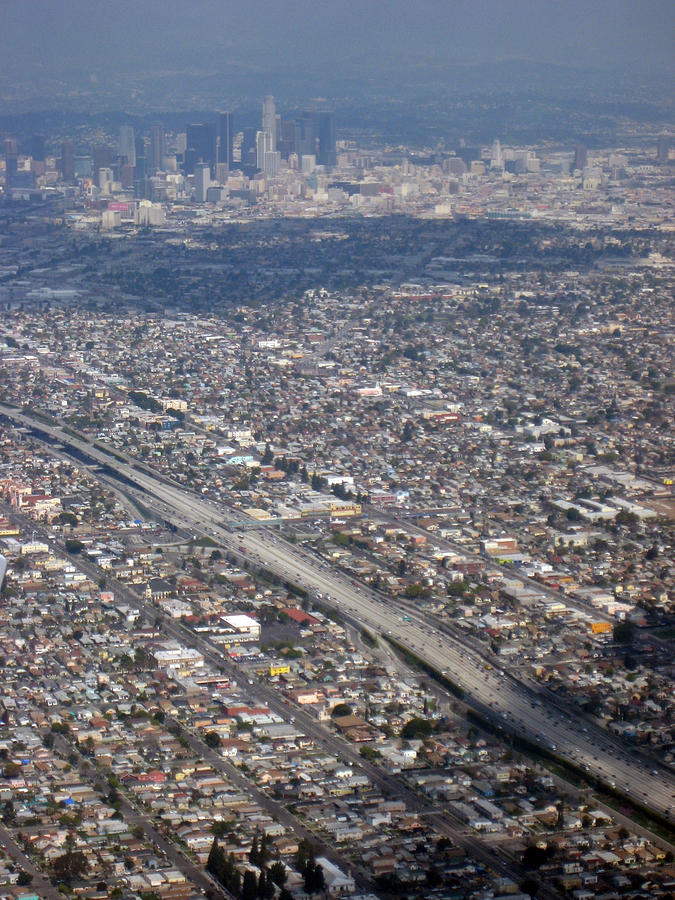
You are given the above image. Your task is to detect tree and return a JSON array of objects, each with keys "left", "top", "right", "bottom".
[
  {"left": 522, "top": 844, "right": 550, "bottom": 869},
  {"left": 360, "top": 745, "right": 380, "bottom": 761},
  {"left": 447, "top": 579, "right": 468, "bottom": 597},
  {"left": 249, "top": 833, "right": 259, "bottom": 865},
  {"left": 1, "top": 799, "right": 16, "bottom": 824},
  {"left": 401, "top": 717, "right": 433, "bottom": 739},
  {"left": 16, "top": 871, "right": 32, "bottom": 886},
  {"left": 295, "top": 838, "right": 315, "bottom": 873},
  {"left": 261, "top": 444, "right": 274, "bottom": 466},
  {"left": 520, "top": 877, "right": 539, "bottom": 897},
  {"left": 207, "top": 837, "right": 223, "bottom": 875},
  {"left": 331, "top": 703, "right": 353, "bottom": 718},
  {"left": 613, "top": 621, "right": 636, "bottom": 644},
  {"left": 65, "top": 538, "right": 84, "bottom": 554},
  {"left": 52, "top": 846, "right": 89, "bottom": 882},
  {"left": 57, "top": 511, "right": 78, "bottom": 527},
  {"left": 426, "top": 866, "right": 442, "bottom": 888},
  {"left": 204, "top": 731, "right": 221, "bottom": 749},
  {"left": 258, "top": 869, "right": 275, "bottom": 899},
  {"left": 242, "top": 870, "right": 258, "bottom": 900},
  {"left": 269, "top": 861, "right": 287, "bottom": 887},
  {"left": 303, "top": 861, "right": 325, "bottom": 894}
]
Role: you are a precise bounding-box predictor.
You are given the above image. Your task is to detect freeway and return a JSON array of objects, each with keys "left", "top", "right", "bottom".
[
  {"left": 2, "top": 405, "right": 673, "bottom": 825},
  {"left": 2, "top": 501, "right": 561, "bottom": 895}
]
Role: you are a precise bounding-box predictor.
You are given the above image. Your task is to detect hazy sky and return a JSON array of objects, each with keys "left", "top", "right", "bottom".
[{"left": 1, "top": 0, "right": 673, "bottom": 106}]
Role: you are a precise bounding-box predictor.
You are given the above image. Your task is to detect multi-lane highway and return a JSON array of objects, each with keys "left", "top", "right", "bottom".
[{"left": 2, "top": 404, "right": 673, "bottom": 825}]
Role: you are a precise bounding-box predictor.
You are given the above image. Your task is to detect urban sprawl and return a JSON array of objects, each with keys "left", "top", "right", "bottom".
[{"left": 0, "top": 96, "right": 672, "bottom": 900}]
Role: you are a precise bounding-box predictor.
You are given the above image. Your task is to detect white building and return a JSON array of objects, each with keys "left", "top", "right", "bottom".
[
  {"left": 194, "top": 163, "right": 211, "bottom": 202},
  {"left": 313, "top": 857, "right": 355, "bottom": 895},
  {"left": 222, "top": 614, "right": 260, "bottom": 642}
]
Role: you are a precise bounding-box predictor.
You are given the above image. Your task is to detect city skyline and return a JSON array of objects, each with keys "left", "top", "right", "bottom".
[{"left": 0, "top": 3, "right": 673, "bottom": 900}]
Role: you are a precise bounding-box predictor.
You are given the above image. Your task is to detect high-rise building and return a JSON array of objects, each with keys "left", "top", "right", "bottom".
[
  {"left": 573, "top": 144, "right": 588, "bottom": 172},
  {"left": 194, "top": 162, "right": 211, "bottom": 201},
  {"left": 150, "top": 122, "right": 166, "bottom": 172},
  {"left": 4, "top": 138, "right": 18, "bottom": 190},
  {"left": 121, "top": 164, "right": 135, "bottom": 189},
  {"left": 218, "top": 112, "right": 234, "bottom": 169},
  {"left": 60, "top": 140, "right": 75, "bottom": 182},
  {"left": 657, "top": 135, "right": 671, "bottom": 165},
  {"left": 256, "top": 130, "right": 272, "bottom": 170},
  {"left": 316, "top": 110, "right": 336, "bottom": 167},
  {"left": 241, "top": 128, "right": 258, "bottom": 169},
  {"left": 263, "top": 150, "right": 281, "bottom": 177},
  {"left": 262, "top": 95, "right": 277, "bottom": 150},
  {"left": 185, "top": 123, "right": 216, "bottom": 174},
  {"left": 93, "top": 145, "right": 113, "bottom": 180},
  {"left": 295, "top": 111, "right": 316, "bottom": 158},
  {"left": 98, "top": 167, "right": 113, "bottom": 192},
  {"left": 119, "top": 125, "right": 136, "bottom": 167},
  {"left": 30, "top": 134, "right": 46, "bottom": 162},
  {"left": 278, "top": 119, "right": 296, "bottom": 160},
  {"left": 134, "top": 136, "right": 146, "bottom": 181}
]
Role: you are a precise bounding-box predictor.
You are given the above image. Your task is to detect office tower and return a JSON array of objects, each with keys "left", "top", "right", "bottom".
[
  {"left": 218, "top": 112, "right": 234, "bottom": 169},
  {"left": 256, "top": 130, "right": 272, "bottom": 169},
  {"left": 263, "top": 150, "right": 281, "bottom": 177},
  {"left": 262, "top": 95, "right": 276, "bottom": 150},
  {"left": 185, "top": 123, "right": 216, "bottom": 175},
  {"left": 573, "top": 144, "right": 587, "bottom": 172},
  {"left": 490, "top": 138, "right": 503, "bottom": 169},
  {"left": 316, "top": 110, "right": 336, "bottom": 167},
  {"left": 150, "top": 122, "right": 166, "bottom": 172},
  {"left": 443, "top": 156, "right": 466, "bottom": 175},
  {"left": 657, "top": 135, "right": 671, "bottom": 165},
  {"left": 98, "top": 167, "right": 113, "bottom": 192},
  {"left": 93, "top": 145, "right": 113, "bottom": 180},
  {"left": 295, "top": 111, "right": 316, "bottom": 158},
  {"left": 214, "top": 163, "right": 229, "bottom": 184},
  {"left": 4, "top": 138, "right": 17, "bottom": 190},
  {"left": 241, "top": 128, "right": 258, "bottom": 168},
  {"left": 119, "top": 125, "right": 136, "bottom": 167},
  {"left": 134, "top": 136, "right": 146, "bottom": 181},
  {"left": 60, "top": 140, "right": 75, "bottom": 181},
  {"left": 194, "top": 162, "right": 211, "bottom": 201},
  {"left": 121, "top": 164, "right": 135, "bottom": 189},
  {"left": 278, "top": 119, "right": 296, "bottom": 160},
  {"left": 30, "top": 134, "right": 46, "bottom": 162}
]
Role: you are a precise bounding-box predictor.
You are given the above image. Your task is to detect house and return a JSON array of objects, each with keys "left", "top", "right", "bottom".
[{"left": 314, "top": 857, "right": 356, "bottom": 895}]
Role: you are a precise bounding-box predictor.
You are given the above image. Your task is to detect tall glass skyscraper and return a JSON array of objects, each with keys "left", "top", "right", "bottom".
[
  {"left": 218, "top": 112, "right": 234, "bottom": 169},
  {"left": 316, "top": 111, "right": 336, "bottom": 167},
  {"left": 118, "top": 125, "right": 136, "bottom": 167}
]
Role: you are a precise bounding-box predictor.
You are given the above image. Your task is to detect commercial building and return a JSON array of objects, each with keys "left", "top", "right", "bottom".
[{"left": 222, "top": 614, "right": 260, "bottom": 642}]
